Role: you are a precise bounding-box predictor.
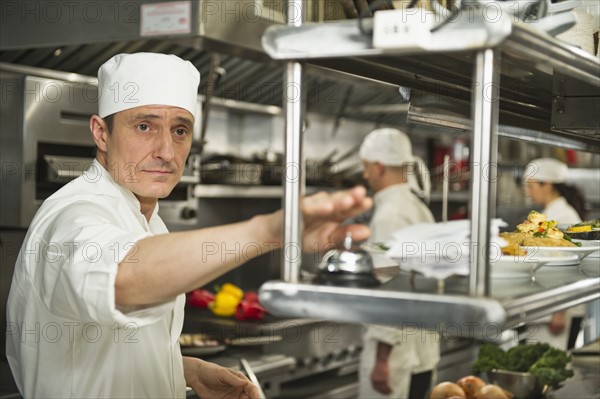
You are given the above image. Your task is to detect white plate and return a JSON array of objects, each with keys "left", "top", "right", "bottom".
[
  {"left": 579, "top": 240, "right": 600, "bottom": 258},
  {"left": 522, "top": 240, "right": 600, "bottom": 266},
  {"left": 490, "top": 254, "right": 579, "bottom": 278}
]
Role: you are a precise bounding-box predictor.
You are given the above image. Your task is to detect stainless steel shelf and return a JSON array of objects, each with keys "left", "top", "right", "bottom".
[
  {"left": 259, "top": 258, "right": 600, "bottom": 339},
  {"left": 260, "top": 5, "right": 600, "bottom": 336},
  {"left": 429, "top": 191, "right": 470, "bottom": 202},
  {"left": 193, "top": 185, "right": 322, "bottom": 198},
  {"left": 262, "top": 11, "right": 600, "bottom": 147},
  {"left": 194, "top": 185, "right": 285, "bottom": 198},
  {"left": 262, "top": 13, "right": 600, "bottom": 88}
]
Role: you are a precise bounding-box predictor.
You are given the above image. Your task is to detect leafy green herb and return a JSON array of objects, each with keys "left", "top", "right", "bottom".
[{"left": 472, "top": 342, "right": 573, "bottom": 388}]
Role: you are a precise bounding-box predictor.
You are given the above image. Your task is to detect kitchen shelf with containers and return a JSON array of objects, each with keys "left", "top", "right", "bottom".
[{"left": 257, "top": 4, "right": 600, "bottom": 338}]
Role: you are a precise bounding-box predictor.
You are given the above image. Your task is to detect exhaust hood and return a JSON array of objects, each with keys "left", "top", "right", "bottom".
[{"left": 0, "top": 1, "right": 342, "bottom": 57}]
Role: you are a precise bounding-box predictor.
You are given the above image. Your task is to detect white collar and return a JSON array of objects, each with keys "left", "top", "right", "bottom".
[
  {"left": 89, "top": 159, "right": 160, "bottom": 222},
  {"left": 373, "top": 183, "right": 411, "bottom": 207}
]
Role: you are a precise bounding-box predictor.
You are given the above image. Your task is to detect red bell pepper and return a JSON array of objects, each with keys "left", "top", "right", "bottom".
[
  {"left": 235, "top": 300, "right": 266, "bottom": 321},
  {"left": 187, "top": 289, "right": 215, "bottom": 308},
  {"left": 244, "top": 291, "right": 260, "bottom": 304}
]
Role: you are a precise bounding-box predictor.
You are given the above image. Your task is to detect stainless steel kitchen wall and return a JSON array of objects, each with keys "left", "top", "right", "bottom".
[{"left": 0, "top": 73, "right": 97, "bottom": 228}]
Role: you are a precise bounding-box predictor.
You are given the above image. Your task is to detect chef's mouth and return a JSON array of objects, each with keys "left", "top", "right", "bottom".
[{"left": 143, "top": 169, "right": 175, "bottom": 174}]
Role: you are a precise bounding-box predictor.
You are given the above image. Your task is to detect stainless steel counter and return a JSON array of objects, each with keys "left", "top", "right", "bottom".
[
  {"left": 259, "top": 258, "right": 600, "bottom": 339},
  {"left": 549, "top": 354, "right": 600, "bottom": 399}
]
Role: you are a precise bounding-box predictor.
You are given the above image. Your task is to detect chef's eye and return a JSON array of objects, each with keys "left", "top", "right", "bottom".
[
  {"left": 174, "top": 128, "right": 188, "bottom": 136},
  {"left": 137, "top": 124, "right": 150, "bottom": 132}
]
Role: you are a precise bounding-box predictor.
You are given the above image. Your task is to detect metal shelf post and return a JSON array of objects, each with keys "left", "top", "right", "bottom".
[
  {"left": 281, "top": 0, "right": 305, "bottom": 283},
  {"left": 469, "top": 49, "right": 501, "bottom": 297}
]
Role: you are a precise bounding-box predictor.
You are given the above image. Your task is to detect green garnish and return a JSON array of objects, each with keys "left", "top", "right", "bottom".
[{"left": 562, "top": 233, "right": 582, "bottom": 247}]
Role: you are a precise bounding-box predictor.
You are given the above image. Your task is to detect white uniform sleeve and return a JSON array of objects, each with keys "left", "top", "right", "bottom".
[
  {"left": 27, "top": 201, "right": 175, "bottom": 326},
  {"left": 365, "top": 324, "right": 407, "bottom": 345}
]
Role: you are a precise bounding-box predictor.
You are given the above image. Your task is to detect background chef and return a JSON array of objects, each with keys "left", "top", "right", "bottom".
[{"left": 357, "top": 128, "right": 440, "bottom": 399}]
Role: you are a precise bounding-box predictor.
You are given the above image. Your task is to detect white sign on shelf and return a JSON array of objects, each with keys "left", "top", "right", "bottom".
[
  {"left": 140, "top": 1, "right": 192, "bottom": 37},
  {"left": 373, "top": 9, "right": 434, "bottom": 50}
]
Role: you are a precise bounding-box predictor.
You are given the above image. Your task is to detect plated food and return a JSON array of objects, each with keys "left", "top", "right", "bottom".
[
  {"left": 500, "top": 211, "right": 578, "bottom": 255},
  {"left": 498, "top": 211, "right": 599, "bottom": 267},
  {"left": 179, "top": 333, "right": 226, "bottom": 356},
  {"left": 563, "top": 219, "right": 600, "bottom": 241},
  {"left": 179, "top": 333, "right": 221, "bottom": 348}
]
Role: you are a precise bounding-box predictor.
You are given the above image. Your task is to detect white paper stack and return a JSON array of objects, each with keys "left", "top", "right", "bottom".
[{"left": 385, "top": 219, "right": 508, "bottom": 279}]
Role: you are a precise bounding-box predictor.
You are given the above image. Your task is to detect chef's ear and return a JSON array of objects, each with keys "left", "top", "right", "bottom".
[
  {"left": 374, "top": 162, "right": 386, "bottom": 177},
  {"left": 90, "top": 115, "right": 109, "bottom": 152}
]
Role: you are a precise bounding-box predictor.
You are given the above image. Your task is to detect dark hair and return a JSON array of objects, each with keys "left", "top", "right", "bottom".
[
  {"left": 102, "top": 114, "right": 115, "bottom": 133},
  {"left": 553, "top": 183, "right": 587, "bottom": 220}
]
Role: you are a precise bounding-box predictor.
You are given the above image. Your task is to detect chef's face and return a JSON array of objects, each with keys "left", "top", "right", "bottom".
[
  {"left": 362, "top": 160, "right": 383, "bottom": 192},
  {"left": 91, "top": 105, "right": 194, "bottom": 201},
  {"left": 524, "top": 180, "right": 551, "bottom": 206}
]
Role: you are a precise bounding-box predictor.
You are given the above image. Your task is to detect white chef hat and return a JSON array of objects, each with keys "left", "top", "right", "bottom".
[
  {"left": 524, "top": 158, "right": 568, "bottom": 183},
  {"left": 359, "top": 128, "right": 414, "bottom": 166},
  {"left": 360, "top": 128, "right": 431, "bottom": 202},
  {"left": 97, "top": 53, "right": 200, "bottom": 119}
]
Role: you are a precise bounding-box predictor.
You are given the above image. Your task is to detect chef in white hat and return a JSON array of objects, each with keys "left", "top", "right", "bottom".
[
  {"left": 357, "top": 128, "right": 440, "bottom": 399},
  {"left": 523, "top": 157, "right": 587, "bottom": 348},
  {"left": 523, "top": 157, "right": 585, "bottom": 224},
  {"left": 6, "top": 53, "right": 373, "bottom": 399}
]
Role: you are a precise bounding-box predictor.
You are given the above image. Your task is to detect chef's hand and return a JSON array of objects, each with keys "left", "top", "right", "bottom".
[
  {"left": 548, "top": 310, "right": 567, "bottom": 335},
  {"left": 371, "top": 359, "right": 393, "bottom": 395},
  {"left": 371, "top": 341, "right": 393, "bottom": 395},
  {"left": 183, "top": 357, "right": 260, "bottom": 399},
  {"left": 265, "top": 186, "right": 372, "bottom": 251},
  {"left": 302, "top": 186, "right": 372, "bottom": 250}
]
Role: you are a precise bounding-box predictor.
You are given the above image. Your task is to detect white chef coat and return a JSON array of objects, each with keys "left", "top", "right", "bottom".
[
  {"left": 359, "top": 184, "right": 440, "bottom": 399},
  {"left": 543, "top": 196, "right": 582, "bottom": 225},
  {"left": 6, "top": 160, "right": 186, "bottom": 398},
  {"left": 533, "top": 196, "right": 583, "bottom": 349}
]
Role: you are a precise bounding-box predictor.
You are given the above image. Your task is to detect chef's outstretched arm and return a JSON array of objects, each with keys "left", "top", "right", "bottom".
[{"left": 115, "top": 186, "right": 372, "bottom": 306}]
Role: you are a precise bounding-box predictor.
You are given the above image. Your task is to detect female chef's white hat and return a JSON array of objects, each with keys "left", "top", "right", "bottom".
[
  {"left": 97, "top": 53, "right": 200, "bottom": 119},
  {"left": 524, "top": 158, "right": 568, "bottom": 183}
]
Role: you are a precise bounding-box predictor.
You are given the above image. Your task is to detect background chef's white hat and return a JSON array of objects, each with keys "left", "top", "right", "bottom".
[
  {"left": 359, "top": 128, "right": 414, "bottom": 165},
  {"left": 98, "top": 53, "right": 200, "bottom": 119},
  {"left": 524, "top": 158, "right": 568, "bottom": 183},
  {"left": 359, "top": 128, "right": 431, "bottom": 202}
]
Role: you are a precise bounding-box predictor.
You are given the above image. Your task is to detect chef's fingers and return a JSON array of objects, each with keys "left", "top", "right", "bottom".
[
  {"left": 329, "top": 224, "right": 371, "bottom": 247},
  {"left": 244, "top": 383, "right": 261, "bottom": 399},
  {"left": 303, "top": 186, "right": 372, "bottom": 221}
]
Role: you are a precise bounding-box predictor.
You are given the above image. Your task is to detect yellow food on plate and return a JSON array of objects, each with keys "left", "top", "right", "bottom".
[
  {"left": 567, "top": 225, "right": 592, "bottom": 233},
  {"left": 522, "top": 236, "right": 577, "bottom": 247},
  {"left": 500, "top": 241, "right": 527, "bottom": 256},
  {"left": 501, "top": 211, "right": 577, "bottom": 252}
]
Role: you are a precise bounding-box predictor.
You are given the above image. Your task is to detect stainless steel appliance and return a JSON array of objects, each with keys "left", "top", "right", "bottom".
[{"left": 0, "top": 73, "right": 97, "bottom": 228}]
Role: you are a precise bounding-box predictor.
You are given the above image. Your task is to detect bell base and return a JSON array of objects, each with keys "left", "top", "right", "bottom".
[{"left": 315, "top": 271, "right": 381, "bottom": 288}]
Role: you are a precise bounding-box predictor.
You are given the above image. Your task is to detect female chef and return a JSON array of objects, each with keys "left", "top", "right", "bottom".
[
  {"left": 523, "top": 157, "right": 587, "bottom": 349},
  {"left": 523, "top": 157, "right": 586, "bottom": 223}
]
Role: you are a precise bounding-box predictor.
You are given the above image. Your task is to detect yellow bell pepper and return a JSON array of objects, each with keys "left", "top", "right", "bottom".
[
  {"left": 220, "top": 283, "right": 244, "bottom": 302},
  {"left": 210, "top": 291, "right": 240, "bottom": 317}
]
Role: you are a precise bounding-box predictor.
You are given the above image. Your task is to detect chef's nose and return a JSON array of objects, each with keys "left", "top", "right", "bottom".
[{"left": 154, "top": 130, "right": 175, "bottom": 162}]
